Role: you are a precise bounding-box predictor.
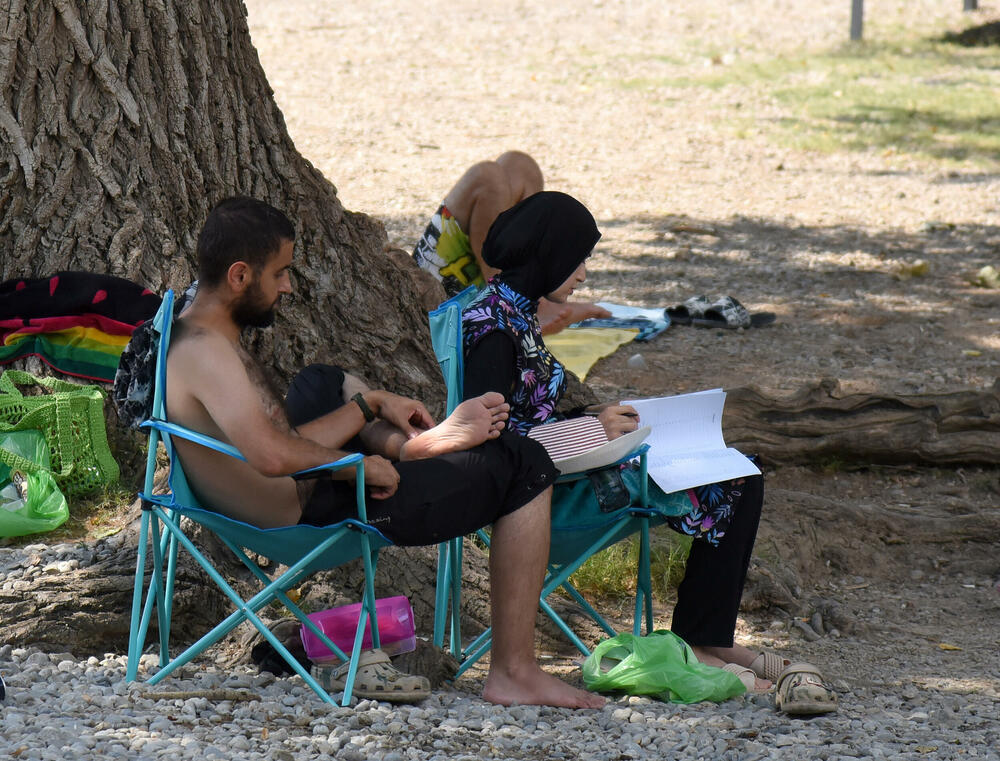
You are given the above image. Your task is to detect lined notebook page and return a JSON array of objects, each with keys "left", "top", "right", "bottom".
[{"left": 622, "top": 389, "right": 760, "bottom": 493}]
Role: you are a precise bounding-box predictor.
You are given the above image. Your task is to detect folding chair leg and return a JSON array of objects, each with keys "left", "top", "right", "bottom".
[
  {"left": 454, "top": 633, "right": 492, "bottom": 679},
  {"left": 433, "top": 541, "right": 452, "bottom": 649},
  {"left": 149, "top": 516, "right": 170, "bottom": 666},
  {"left": 634, "top": 521, "right": 654, "bottom": 636},
  {"left": 538, "top": 597, "right": 592, "bottom": 656},
  {"left": 161, "top": 514, "right": 181, "bottom": 652},
  {"left": 449, "top": 537, "right": 463, "bottom": 654},
  {"left": 126, "top": 508, "right": 152, "bottom": 681},
  {"left": 360, "top": 539, "right": 381, "bottom": 652},
  {"left": 559, "top": 581, "right": 616, "bottom": 638}
]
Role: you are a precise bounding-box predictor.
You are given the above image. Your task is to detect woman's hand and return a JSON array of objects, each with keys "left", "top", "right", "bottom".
[
  {"left": 362, "top": 455, "right": 400, "bottom": 499},
  {"left": 597, "top": 405, "right": 640, "bottom": 440}
]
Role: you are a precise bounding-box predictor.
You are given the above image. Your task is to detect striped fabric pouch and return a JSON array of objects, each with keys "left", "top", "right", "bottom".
[{"left": 527, "top": 416, "right": 608, "bottom": 462}]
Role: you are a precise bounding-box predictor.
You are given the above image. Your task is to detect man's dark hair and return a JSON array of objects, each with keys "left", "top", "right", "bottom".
[{"left": 196, "top": 197, "right": 295, "bottom": 287}]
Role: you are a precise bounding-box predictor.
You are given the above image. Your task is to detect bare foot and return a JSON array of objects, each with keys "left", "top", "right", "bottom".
[
  {"left": 398, "top": 392, "right": 509, "bottom": 461},
  {"left": 483, "top": 663, "right": 605, "bottom": 709},
  {"left": 691, "top": 645, "right": 772, "bottom": 692}
]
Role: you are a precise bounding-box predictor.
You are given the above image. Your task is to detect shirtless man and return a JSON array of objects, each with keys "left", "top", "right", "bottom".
[
  {"left": 165, "top": 196, "right": 604, "bottom": 709},
  {"left": 412, "top": 150, "right": 611, "bottom": 334}
]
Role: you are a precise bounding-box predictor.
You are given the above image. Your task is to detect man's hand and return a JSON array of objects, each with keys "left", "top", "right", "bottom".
[
  {"left": 361, "top": 455, "right": 400, "bottom": 499},
  {"left": 369, "top": 391, "right": 435, "bottom": 438},
  {"left": 597, "top": 405, "right": 640, "bottom": 440}
]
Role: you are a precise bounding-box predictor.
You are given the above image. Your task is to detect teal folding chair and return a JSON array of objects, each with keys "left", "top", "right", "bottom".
[
  {"left": 126, "top": 290, "right": 393, "bottom": 706},
  {"left": 428, "top": 287, "right": 478, "bottom": 658},
  {"left": 428, "top": 289, "right": 683, "bottom": 678}
]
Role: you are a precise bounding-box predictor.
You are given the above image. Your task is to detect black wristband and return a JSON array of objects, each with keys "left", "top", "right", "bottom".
[{"left": 351, "top": 392, "right": 376, "bottom": 423}]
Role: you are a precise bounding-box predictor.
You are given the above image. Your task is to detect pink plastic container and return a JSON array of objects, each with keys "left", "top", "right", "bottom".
[{"left": 300, "top": 595, "right": 416, "bottom": 663}]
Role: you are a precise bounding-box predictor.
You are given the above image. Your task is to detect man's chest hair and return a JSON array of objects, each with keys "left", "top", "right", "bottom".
[{"left": 236, "top": 344, "right": 291, "bottom": 431}]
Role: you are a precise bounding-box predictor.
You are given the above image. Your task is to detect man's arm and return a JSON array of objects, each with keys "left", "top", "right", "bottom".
[
  {"left": 169, "top": 332, "right": 376, "bottom": 478},
  {"left": 294, "top": 372, "right": 436, "bottom": 460},
  {"left": 537, "top": 299, "right": 612, "bottom": 335},
  {"left": 336, "top": 373, "right": 435, "bottom": 460}
]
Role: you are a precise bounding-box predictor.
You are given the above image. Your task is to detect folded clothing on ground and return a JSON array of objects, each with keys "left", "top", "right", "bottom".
[
  {"left": 0, "top": 272, "right": 161, "bottom": 382},
  {"left": 573, "top": 302, "right": 670, "bottom": 342}
]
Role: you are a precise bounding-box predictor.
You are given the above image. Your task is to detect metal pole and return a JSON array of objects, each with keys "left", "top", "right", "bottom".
[{"left": 850, "top": 0, "right": 864, "bottom": 41}]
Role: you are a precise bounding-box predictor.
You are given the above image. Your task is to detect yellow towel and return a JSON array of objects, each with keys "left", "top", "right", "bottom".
[{"left": 545, "top": 327, "right": 639, "bottom": 381}]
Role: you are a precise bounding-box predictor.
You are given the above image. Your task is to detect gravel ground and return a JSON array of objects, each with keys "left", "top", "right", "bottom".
[
  {"left": 2, "top": 511, "right": 998, "bottom": 760},
  {"left": 1, "top": 533, "right": 998, "bottom": 761}
]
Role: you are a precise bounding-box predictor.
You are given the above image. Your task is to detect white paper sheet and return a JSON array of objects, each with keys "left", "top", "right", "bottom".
[{"left": 621, "top": 389, "right": 760, "bottom": 494}]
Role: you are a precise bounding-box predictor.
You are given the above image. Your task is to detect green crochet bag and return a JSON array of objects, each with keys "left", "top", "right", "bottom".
[{"left": 0, "top": 370, "right": 119, "bottom": 498}]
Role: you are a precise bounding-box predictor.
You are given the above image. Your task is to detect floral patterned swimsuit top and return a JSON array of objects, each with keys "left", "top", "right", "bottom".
[{"left": 462, "top": 279, "right": 566, "bottom": 435}]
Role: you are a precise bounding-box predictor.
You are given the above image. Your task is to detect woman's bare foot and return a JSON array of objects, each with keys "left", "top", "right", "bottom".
[
  {"left": 398, "top": 392, "right": 509, "bottom": 461},
  {"left": 483, "top": 662, "right": 605, "bottom": 709},
  {"left": 691, "top": 644, "right": 772, "bottom": 692}
]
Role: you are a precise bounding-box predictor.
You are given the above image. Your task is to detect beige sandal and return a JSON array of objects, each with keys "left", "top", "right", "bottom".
[
  {"left": 774, "top": 662, "right": 838, "bottom": 715},
  {"left": 312, "top": 648, "right": 430, "bottom": 704},
  {"left": 722, "top": 663, "right": 772, "bottom": 694},
  {"left": 748, "top": 651, "right": 790, "bottom": 682}
]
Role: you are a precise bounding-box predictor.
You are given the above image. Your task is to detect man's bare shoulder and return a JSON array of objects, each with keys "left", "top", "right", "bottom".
[
  {"left": 167, "top": 318, "right": 246, "bottom": 395},
  {"left": 170, "top": 319, "right": 235, "bottom": 362}
]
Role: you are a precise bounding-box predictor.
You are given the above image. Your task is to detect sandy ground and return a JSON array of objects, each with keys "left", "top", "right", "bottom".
[{"left": 239, "top": 0, "right": 1000, "bottom": 703}]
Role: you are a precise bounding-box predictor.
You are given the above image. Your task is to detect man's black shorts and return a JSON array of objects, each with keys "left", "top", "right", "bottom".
[{"left": 287, "top": 364, "right": 556, "bottom": 546}]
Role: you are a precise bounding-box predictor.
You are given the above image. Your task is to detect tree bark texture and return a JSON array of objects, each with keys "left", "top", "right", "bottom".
[
  {"left": 0, "top": 0, "right": 452, "bottom": 658},
  {"left": 0, "top": 0, "right": 444, "bottom": 403},
  {"left": 725, "top": 379, "right": 1000, "bottom": 467}
]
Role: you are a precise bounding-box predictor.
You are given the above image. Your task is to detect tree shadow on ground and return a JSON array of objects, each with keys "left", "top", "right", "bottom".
[
  {"left": 582, "top": 213, "right": 999, "bottom": 392},
  {"left": 941, "top": 20, "right": 1000, "bottom": 48}
]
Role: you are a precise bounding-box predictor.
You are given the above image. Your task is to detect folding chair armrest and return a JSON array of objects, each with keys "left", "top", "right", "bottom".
[
  {"left": 141, "top": 419, "right": 247, "bottom": 461},
  {"left": 141, "top": 419, "right": 365, "bottom": 477},
  {"left": 291, "top": 452, "right": 364, "bottom": 478}
]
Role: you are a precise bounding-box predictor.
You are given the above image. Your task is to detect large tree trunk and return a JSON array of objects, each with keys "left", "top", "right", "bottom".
[
  {"left": 0, "top": 0, "right": 443, "bottom": 401},
  {"left": 0, "top": 1, "right": 447, "bottom": 656}
]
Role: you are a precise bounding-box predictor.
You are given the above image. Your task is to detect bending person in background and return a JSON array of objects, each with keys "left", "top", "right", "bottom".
[
  {"left": 412, "top": 150, "right": 610, "bottom": 334},
  {"left": 460, "top": 191, "right": 838, "bottom": 713}
]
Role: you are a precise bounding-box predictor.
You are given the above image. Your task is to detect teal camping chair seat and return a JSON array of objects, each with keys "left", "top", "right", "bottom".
[
  {"left": 126, "top": 290, "right": 393, "bottom": 706},
  {"left": 428, "top": 288, "right": 675, "bottom": 677}
]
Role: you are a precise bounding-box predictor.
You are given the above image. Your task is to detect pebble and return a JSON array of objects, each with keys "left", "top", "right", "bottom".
[{"left": 626, "top": 353, "right": 647, "bottom": 370}]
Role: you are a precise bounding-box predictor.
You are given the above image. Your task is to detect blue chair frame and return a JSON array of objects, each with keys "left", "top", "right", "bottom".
[
  {"left": 126, "top": 290, "right": 392, "bottom": 705},
  {"left": 428, "top": 288, "right": 662, "bottom": 678}
]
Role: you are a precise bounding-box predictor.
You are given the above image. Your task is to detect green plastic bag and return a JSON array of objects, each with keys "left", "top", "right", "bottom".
[
  {"left": 0, "top": 429, "right": 69, "bottom": 538},
  {"left": 582, "top": 630, "right": 747, "bottom": 704}
]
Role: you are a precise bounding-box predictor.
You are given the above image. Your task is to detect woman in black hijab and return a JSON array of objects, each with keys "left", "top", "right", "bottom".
[
  {"left": 459, "top": 191, "right": 838, "bottom": 710},
  {"left": 462, "top": 191, "right": 639, "bottom": 436}
]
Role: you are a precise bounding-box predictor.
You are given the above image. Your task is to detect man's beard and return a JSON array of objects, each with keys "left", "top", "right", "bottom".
[{"left": 232, "top": 281, "right": 279, "bottom": 328}]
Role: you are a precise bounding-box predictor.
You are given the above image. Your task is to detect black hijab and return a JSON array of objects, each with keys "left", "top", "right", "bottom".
[{"left": 481, "top": 191, "right": 601, "bottom": 301}]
